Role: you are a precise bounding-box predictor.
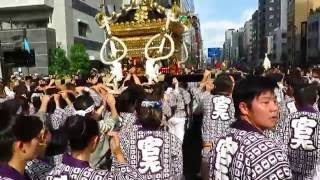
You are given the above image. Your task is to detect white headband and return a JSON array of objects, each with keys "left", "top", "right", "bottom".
[{"left": 75, "top": 105, "right": 95, "bottom": 117}]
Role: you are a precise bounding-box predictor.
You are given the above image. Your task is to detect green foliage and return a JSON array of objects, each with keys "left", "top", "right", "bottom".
[
  {"left": 69, "top": 43, "right": 90, "bottom": 76},
  {"left": 48, "top": 48, "right": 70, "bottom": 78}
]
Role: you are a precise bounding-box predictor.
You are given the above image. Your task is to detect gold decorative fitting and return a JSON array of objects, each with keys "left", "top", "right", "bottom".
[
  {"left": 110, "top": 20, "right": 166, "bottom": 37},
  {"left": 171, "top": 2, "right": 181, "bottom": 16},
  {"left": 95, "top": 12, "right": 106, "bottom": 28}
]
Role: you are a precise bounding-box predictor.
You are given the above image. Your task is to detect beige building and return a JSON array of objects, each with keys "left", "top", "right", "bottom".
[
  {"left": 287, "top": 0, "right": 320, "bottom": 66},
  {"left": 0, "top": 0, "right": 123, "bottom": 76}
]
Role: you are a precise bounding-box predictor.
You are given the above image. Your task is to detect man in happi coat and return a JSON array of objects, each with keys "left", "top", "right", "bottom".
[
  {"left": 283, "top": 84, "right": 320, "bottom": 179},
  {"left": 209, "top": 76, "right": 292, "bottom": 180},
  {"left": 117, "top": 124, "right": 183, "bottom": 180}
]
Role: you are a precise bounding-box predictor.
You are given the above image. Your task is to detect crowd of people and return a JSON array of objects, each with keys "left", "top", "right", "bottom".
[{"left": 0, "top": 65, "right": 320, "bottom": 179}]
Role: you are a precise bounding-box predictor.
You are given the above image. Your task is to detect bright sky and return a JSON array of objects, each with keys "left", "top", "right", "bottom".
[{"left": 195, "top": 0, "right": 258, "bottom": 49}]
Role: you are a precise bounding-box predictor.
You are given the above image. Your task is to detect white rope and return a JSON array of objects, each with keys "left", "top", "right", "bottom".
[
  {"left": 100, "top": 36, "right": 128, "bottom": 65},
  {"left": 180, "top": 41, "right": 188, "bottom": 64},
  {"left": 98, "top": 14, "right": 128, "bottom": 84},
  {"left": 144, "top": 33, "right": 175, "bottom": 61},
  {"left": 143, "top": 9, "right": 178, "bottom": 83}
]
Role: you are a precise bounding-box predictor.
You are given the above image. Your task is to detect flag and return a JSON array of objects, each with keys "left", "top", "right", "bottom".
[{"left": 23, "top": 38, "right": 31, "bottom": 54}]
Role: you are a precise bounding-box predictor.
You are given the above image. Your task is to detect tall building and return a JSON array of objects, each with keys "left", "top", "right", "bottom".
[
  {"left": 252, "top": 10, "right": 260, "bottom": 65},
  {"left": 231, "top": 28, "right": 244, "bottom": 65},
  {"left": 273, "top": 0, "right": 288, "bottom": 64},
  {"left": 287, "top": 0, "right": 319, "bottom": 67},
  {"left": 223, "top": 29, "right": 235, "bottom": 63},
  {"left": 0, "top": 0, "right": 121, "bottom": 75},
  {"left": 243, "top": 20, "right": 253, "bottom": 63},
  {"left": 307, "top": 9, "right": 320, "bottom": 64},
  {"left": 258, "top": 0, "right": 281, "bottom": 59}
]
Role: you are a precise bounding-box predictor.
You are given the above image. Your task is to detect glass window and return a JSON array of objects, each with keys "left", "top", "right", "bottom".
[{"left": 78, "top": 22, "right": 88, "bottom": 37}]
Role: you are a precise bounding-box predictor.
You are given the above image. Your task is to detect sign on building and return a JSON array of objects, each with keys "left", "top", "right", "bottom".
[{"left": 208, "top": 48, "right": 221, "bottom": 58}]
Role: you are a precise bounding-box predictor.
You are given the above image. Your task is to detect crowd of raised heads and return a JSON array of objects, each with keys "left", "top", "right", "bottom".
[{"left": 1, "top": 65, "right": 320, "bottom": 179}]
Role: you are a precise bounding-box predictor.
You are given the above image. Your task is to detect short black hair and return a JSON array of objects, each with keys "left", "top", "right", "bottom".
[
  {"left": 213, "top": 73, "right": 234, "bottom": 95},
  {"left": 0, "top": 115, "right": 43, "bottom": 162},
  {"left": 73, "top": 95, "right": 94, "bottom": 111},
  {"left": 136, "top": 85, "right": 163, "bottom": 130},
  {"left": 44, "top": 120, "right": 68, "bottom": 157},
  {"left": 116, "top": 85, "right": 144, "bottom": 113},
  {"left": 64, "top": 115, "right": 99, "bottom": 151},
  {"left": 232, "top": 76, "right": 278, "bottom": 120},
  {"left": 294, "top": 84, "right": 318, "bottom": 108},
  {"left": 13, "top": 115, "right": 43, "bottom": 142},
  {"left": 1, "top": 99, "right": 22, "bottom": 116},
  {"left": 266, "top": 73, "right": 284, "bottom": 83},
  {"left": 0, "top": 109, "right": 15, "bottom": 162},
  {"left": 25, "top": 76, "right": 33, "bottom": 81}
]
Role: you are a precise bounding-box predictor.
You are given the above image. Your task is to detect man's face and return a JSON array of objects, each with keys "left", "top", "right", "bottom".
[{"left": 247, "top": 91, "right": 279, "bottom": 131}]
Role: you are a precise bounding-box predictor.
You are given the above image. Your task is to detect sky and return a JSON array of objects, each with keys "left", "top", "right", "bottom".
[{"left": 195, "top": 0, "right": 258, "bottom": 49}]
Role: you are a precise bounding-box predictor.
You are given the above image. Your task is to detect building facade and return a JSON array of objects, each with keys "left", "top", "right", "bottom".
[
  {"left": 258, "top": 0, "right": 281, "bottom": 59},
  {"left": 307, "top": 12, "right": 320, "bottom": 64},
  {"left": 252, "top": 10, "right": 260, "bottom": 65},
  {"left": 223, "top": 29, "right": 235, "bottom": 63},
  {"left": 0, "top": 0, "right": 56, "bottom": 75},
  {"left": 272, "top": 0, "right": 288, "bottom": 64},
  {"left": 0, "top": 0, "right": 122, "bottom": 75},
  {"left": 243, "top": 20, "right": 253, "bottom": 64},
  {"left": 287, "top": 0, "right": 320, "bottom": 67},
  {"left": 231, "top": 28, "right": 244, "bottom": 65}
]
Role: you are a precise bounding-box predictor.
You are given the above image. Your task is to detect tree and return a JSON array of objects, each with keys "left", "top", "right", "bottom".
[
  {"left": 48, "top": 48, "right": 70, "bottom": 77},
  {"left": 69, "top": 43, "right": 90, "bottom": 76}
]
